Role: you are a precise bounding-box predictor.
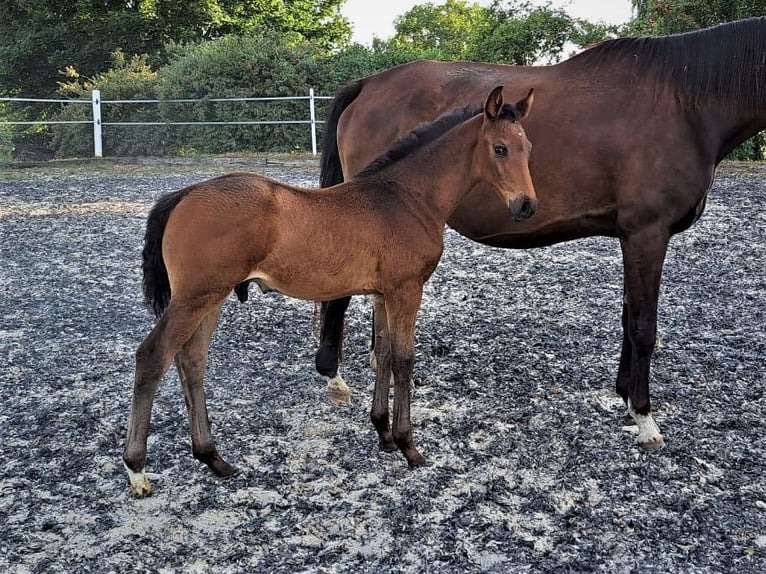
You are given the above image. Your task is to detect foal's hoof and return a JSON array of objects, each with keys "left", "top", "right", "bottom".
[
  {"left": 125, "top": 466, "right": 153, "bottom": 498},
  {"left": 404, "top": 449, "right": 426, "bottom": 469},
  {"left": 208, "top": 456, "right": 236, "bottom": 477},
  {"left": 326, "top": 374, "right": 351, "bottom": 406},
  {"left": 379, "top": 437, "right": 398, "bottom": 452}
]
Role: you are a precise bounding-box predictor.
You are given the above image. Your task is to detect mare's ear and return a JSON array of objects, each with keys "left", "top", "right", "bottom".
[
  {"left": 514, "top": 88, "right": 534, "bottom": 119},
  {"left": 484, "top": 85, "right": 504, "bottom": 120}
]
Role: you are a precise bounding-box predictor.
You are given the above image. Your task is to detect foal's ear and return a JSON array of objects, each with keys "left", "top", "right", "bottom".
[
  {"left": 484, "top": 85, "right": 505, "bottom": 120},
  {"left": 514, "top": 88, "right": 534, "bottom": 119}
]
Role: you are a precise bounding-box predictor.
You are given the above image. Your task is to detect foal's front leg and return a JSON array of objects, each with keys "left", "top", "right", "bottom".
[
  {"left": 385, "top": 285, "right": 426, "bottom": 468},
  {"left": 370, "top": 296, "right": 396, "bottom": 452}
]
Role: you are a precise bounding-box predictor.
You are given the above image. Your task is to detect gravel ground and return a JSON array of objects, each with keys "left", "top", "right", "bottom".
[{"left": 0, "top": 159, "right": 764, "bottom": 573}]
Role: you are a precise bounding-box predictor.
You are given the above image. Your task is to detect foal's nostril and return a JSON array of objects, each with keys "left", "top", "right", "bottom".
[{"left": 512, "top": 197, "right": 536, "bottom": 221}]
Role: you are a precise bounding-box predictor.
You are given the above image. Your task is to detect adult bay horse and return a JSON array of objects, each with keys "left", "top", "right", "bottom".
[
  {"left": 315, "top": 17, "right": 766, "bottom": 450},
  {"left": 123, "top": 86, "right": 536, "bottom": 496}
]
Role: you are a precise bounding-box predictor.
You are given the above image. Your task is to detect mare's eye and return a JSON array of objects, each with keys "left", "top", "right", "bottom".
[{"left": 494, "top": 144, "right": 508, "bottom": 157}]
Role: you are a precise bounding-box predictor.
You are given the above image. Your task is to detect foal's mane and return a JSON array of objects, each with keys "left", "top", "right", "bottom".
[
  {"left": 356, "top": 103, "right": 521, "bottom": 178},
  {"left": 572, "top": 17, "right": 766, "bottom": 109}
]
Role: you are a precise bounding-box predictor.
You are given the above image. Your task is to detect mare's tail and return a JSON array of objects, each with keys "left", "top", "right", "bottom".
[
  {"left": 320, "top": 79, "right": 364, "bottom": 188},
  {"left": 315, "top": 79, "right": 365, "bottom": 374},
  {"left": 142, "top": 188, "right": 192, "bottom": 318}
]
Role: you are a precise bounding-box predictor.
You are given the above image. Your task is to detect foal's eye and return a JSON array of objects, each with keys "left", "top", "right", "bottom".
[{"left": 494, "top": 144, "right": 508, "bottom": 157}]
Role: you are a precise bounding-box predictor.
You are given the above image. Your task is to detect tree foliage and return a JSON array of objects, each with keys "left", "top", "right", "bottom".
[
  {"left": 390, "top": 0, "right": 491, "bottom": 60},
  {"left": 630, "top": 0, "right": 766, "bottom": 34},
  {"left": 0, "top": 0, "right": 349, "bottom": 98},
  {"left": 387, "top": 1, "right": 614, "bottom": 66},
  {"left": 472, "top": 1, "right": 579, "bottom": 64}
]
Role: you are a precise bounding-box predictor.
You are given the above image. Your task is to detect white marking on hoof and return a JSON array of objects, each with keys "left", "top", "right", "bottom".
[
  {"left": 627, "top": 401, "right": 665, "bottom": 450},
  {"left": 125, "top": 463, "right": 153, "bottom": 497},
  {"left": 326, "top": 374, "right": 351, "bottom": 406}
]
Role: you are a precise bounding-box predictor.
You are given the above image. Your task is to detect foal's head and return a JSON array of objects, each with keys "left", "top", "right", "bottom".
[{"left": 473, "top": 85, "right": 536, "bottom": 221}]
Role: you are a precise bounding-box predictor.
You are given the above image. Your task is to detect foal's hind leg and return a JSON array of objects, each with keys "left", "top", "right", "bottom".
[
  {"left": 123, "top": 299, "right": 222, "bottom": 497},
  {"left": 370, "top": 296, "right": 396, "bottom": 452},
  {"left": 174, "top": 304, "right": 235, "bottom": 477}
]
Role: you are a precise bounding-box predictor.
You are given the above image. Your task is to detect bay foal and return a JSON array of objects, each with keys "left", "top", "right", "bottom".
[{"left": 123, "top": 86, "right": 536, "bottom": 496}]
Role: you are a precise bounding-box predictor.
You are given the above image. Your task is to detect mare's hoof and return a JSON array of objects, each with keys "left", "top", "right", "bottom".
[
  {"left": 637, "top": 433, "right": 665, "bottom": 451},
  {"left": 326, "top": 374, "right": 351, "bottom": 406},
  {"left": 623, "top": 413, "right": 665, "bottom": 451},
  {"left": 125, "top": 466, "right": 153, "bottom": 498}
]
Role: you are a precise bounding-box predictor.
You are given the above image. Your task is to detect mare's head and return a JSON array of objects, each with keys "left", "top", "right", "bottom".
[{"left": 473, "top": 85, "right": 536, "bottom": 221}]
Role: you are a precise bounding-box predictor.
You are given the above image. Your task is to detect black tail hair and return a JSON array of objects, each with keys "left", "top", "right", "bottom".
[
  {"left": 319, "top": 79, "right": 364, "bottom": 188},
  {"left": 142, "top": 188, "right": 192, "bottom": 318}
]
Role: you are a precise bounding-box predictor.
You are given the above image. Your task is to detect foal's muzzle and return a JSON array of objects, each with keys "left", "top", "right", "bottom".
[{"left": 510, "top": 196, "right": 537, "bottom": 221}]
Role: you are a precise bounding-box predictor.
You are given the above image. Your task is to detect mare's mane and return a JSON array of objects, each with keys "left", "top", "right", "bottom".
[
  {"left": 356, "top": 102, "right": 522, "bottom": 179},
  {"left": 571, "top": 17, "right": 766, "bottom": 109}
]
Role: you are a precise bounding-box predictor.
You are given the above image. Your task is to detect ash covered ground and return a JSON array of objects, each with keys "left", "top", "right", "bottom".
[{"left": 0, "top": 160, "right": 764, "bottom": 573}]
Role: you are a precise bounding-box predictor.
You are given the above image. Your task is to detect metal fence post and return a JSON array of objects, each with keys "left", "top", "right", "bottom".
[
  {"left": 309, "top": 88, "right": 317, "bottom": 156},
  {"left": 91, "top": 89, "right": 103, "bottom": 157}
]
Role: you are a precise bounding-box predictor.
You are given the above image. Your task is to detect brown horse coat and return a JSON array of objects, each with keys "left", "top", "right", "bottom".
[
  {"left": 123, "top": 87, "right": 536, "bottom": 496},
  {"left": 315, "top": 18, "right": 766, "bottom": 449}
]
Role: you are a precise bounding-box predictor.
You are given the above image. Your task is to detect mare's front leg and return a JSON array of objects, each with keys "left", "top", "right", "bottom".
[
  {"left": 174, "top": 304, "right": 235, "bottom": 477},
  {"left": 385, "top": 284, "right": 426, "bottom": 468},
  {"left": 123, "top": 300, "right": 220, "bottom": 497},
  {"left": 370, "top": 296, "right": 396, "bottom": 452},
  {"left": 315, "top": 298, "right": 352, "bottom": 405},
  {"left": 617, "top": 228, "right": 667, "bottom": 449}
]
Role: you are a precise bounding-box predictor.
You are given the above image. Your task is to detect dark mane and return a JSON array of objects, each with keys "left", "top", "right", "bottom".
[
  {"left": 571, "top": 17, "right": 766, "bottom": 109},
  {"left": 357, "top": 104, "right": 501, "bottom": 178}
]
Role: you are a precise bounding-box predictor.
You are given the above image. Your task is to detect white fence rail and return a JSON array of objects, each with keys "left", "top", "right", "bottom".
[{"left": 0, "top": 89, "right": 331, "bottom": 157}]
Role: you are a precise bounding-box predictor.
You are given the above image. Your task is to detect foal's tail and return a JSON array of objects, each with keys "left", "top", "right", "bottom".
[
  {"left": 320, "top": 79, "right": 363, "bottom": 188},
  {"left": 142, "top": 188, "right": 192, "bottom": 318}
]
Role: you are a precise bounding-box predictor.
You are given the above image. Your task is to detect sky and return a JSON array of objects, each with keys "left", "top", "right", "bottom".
[{"left": 340, "top": 0, "right": 635, "bottom": 46}]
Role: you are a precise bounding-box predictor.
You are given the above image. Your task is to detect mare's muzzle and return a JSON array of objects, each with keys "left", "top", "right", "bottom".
[{"left": 510, "top": 196, "right": 537, "bottom": 221}]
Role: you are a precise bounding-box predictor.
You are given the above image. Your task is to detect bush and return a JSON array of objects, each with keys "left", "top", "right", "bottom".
[
  {"left": 157, "top": 30, "right": 329, "bottom": 153},
  {"left": 729, "top": 133, "right": 765, "bottom": 161},
  {"left": 50, "top": 52, "right": 164, "bottom": 157}
]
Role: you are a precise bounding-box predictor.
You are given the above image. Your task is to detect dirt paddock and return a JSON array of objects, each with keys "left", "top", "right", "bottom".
[{"left": 0, "top": 160, "right": 764, "bottom": 572}]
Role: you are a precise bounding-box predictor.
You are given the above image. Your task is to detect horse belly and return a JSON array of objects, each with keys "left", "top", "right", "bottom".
[{"left": 246, "top": 263, "right": 377, "bottom": 301}]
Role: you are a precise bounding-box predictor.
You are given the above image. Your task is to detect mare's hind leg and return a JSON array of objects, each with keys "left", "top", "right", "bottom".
[
  {"left": 123, "top": 298, "right": 223, "bottom": 497},
  {"left": 617, "top": 230, "right": 667, "bottom": 450},
  {"left": 315, "top": 298, "right": 352, "bottom": 405},
  {"left": 175, "top": 304, "right": 234, "bottom": 477},
  {"left": 370, "top": 296, "right": 396, "bottom": 452},
  {"left": 385, "top": 285, "right": 426, "bottom": 468}
]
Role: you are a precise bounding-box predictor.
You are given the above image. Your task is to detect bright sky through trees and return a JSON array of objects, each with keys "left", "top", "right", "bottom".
[{"left": 341, "top": 0, "right": 633, "bottom": 45}]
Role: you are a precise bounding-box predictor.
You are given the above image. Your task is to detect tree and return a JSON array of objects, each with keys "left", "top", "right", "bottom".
[
  {"left": 0, "top": 0, "right": 350, "bottom": 98},
  {"left": 471, "top": 1, "right": 612, "bottom": 65},
  {"left": 390, "top": 0, "right": 491, "bottom": 60},
  {"left": 630, "top": 0, "right": 766, "bottom": 35}
]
